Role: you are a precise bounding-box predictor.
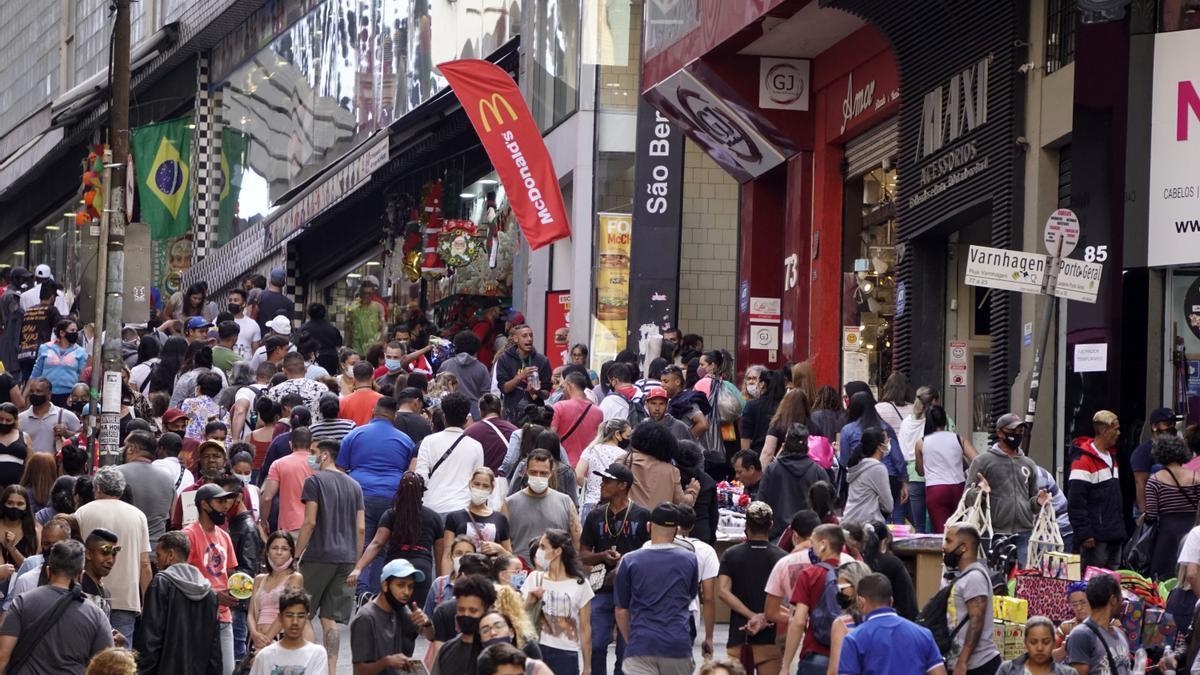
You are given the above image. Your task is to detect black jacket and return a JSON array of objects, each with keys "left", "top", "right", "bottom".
[
  {"left": 494, "top": 347, "right": 551, "bottom": 423},
  {"left": 681, "top": 467, "right": 718, "bottom": 544},
  {"left": 758, "top": 453, "right": 829, "bottom": 539},
  {"left": 228, "top": 508, "right": 263, "bottom": 577},
  {"left": 136, "top": 563, "right": 222, "bottom": 675}
]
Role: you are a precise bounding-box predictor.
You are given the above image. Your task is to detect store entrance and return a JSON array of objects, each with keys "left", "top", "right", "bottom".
[{"left": 944, "top": 217, "right": 994, "bottom": 448}]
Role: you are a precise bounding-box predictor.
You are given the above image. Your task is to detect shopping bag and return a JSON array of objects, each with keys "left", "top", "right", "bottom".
[
  {"left": 993, "top": 596, "right": 1029, "bottom": 624},
  {"left": 1039, "top": 552, "right": 1082, "bottom": 580},
  {"left": 1013, "top": 572, "right": 1073, "bottom": 621},
  {"left": 1141, "top": 607, "right": 1179, "bottom": 651},
  {"left": 1122, "top": 518, "right": 1158, "bottom": 576},
  {"left": 1027, "top": 502, "right": 1064, "bottom": 567},
  {"left": 1083, "top": 567, "right": 1121, "bottom": 582},
  {"left": 945, "top": 488, "right": 993, "bottom": 540},
  {"left": 1121, "top": 590, "right": 1146, "bottom": 651}
]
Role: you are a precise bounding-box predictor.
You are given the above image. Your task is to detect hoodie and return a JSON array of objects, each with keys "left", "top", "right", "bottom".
[
  {"left": 964, "top": 444, "right": 1041, "bottom": 534},
  {"left": 1067, "top": 437, "right": 1126, "bottom": 544},
  {"left": 439, "top": 352, "right": 492, "bottom": 420},
  {"left": 843, "top": 457, "right": 892, "bottom": 525},
  {"left": 135, "top": 562, "right": 222, "bottom": 675},
  {"left": 758, "top": 452, "right": 830, "bottom": 539},
  {"left": 494, "top": 346, "right": 552, "bottom": 423}
]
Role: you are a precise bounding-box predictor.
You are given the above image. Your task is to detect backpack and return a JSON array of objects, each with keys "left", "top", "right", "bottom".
[
  {"left": 605, "top": 391, "right": 649, "bottom": 427},
  {"left": 807, "top": 562, "right": 842, "bottom": 647},
  {"left": 917, "top": 566, "right": 985, "bottom": 658}
]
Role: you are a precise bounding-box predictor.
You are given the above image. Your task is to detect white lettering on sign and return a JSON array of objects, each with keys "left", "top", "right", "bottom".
[
  {"left": 783, "top": 254, "right": 799, "bottom": 291},
  {"left": 645, "top": 110, "right": 675, "bottom": 215},
  {"left": 841, "top": 72, "right": 877, "bottom": 135},
  {"left": 915, "top": 56, "right": 991, "bottom": 162}
]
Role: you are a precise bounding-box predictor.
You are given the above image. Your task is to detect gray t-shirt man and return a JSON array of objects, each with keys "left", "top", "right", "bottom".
[
  {"left": 300, "top": 470, "right": 365, "bottom": 564},
  {"left": 948, "top": 562, "right": 1000, "bottom": 671},
  {"left": 117, "top": 460, "right": 176, "bottom": 547},
  {"left": 505, "top": 488, "right": 576, "bottom": 557},
  {"left": 1066, "top": 619, "right": 1132, "bottom": 675},
  {"left": 0, "top": 584, "right": 114, "bottom": 674}
]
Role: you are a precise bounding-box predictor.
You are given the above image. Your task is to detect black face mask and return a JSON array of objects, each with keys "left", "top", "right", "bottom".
[
  {"left": 836, "top": 592, "right": 854, "bottom": 609},
  {"left": 943, "top": 546, "right": 964, "bottom": 569},
  {"left": 481, "top": 636, "right": 513, "bottom": 649},
  {"left": 27, "top": 394, "right": 47, "bottom": 407},
  {"left": 0, "top": 423, "right": 14, "bottom": 434},
  {"left": 1001, "top": 433, "right": 1022, "bottom": 448},
  {"left": 456, "top": 615, "right": 480, "bottom": 636},
  {"left": 205, "top": 507, "right": 227, "bottom": 527},
  {"left": 3, "top": 507, "right": 25, "bottom": 521},
  {"left": 617, "top": 437, "right": 631, "bottom": 450},
  {"left": 227, "top": 304, "right": 242, "bottom": 315},
  {"left": 383, "top": 587, "right": 407, "bottom": 612},
  {"left": 64, "top": 332, "right": 79, "bottom": 344}
]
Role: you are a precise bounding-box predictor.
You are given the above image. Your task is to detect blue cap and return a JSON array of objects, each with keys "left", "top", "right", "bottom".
[
  {"left": 185, "top": 316, "right": 212, "bottom": 331},
  {"left": 381, "top": 558, "right": 425, "bottom": 583}
]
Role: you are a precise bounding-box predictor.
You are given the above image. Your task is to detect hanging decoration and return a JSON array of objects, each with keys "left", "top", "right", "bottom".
[
  {"left": 78, "top": 144, "right": 107, "bottom": 225},
  {"left": 437, "top": 219, "right": 483, "bottom": 268},
  {"left": 418, "top": 180, "right": 446, "bottom": 277}
]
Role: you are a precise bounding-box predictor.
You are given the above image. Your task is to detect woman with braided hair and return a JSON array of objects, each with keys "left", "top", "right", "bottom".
[{"left": 346, "top": 471, "right": 444, "bottom": 605}]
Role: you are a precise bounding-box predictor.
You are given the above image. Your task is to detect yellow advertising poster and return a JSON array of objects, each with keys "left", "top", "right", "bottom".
[{"left": 591, "top": 212, "right": 632, "bottom": 367}]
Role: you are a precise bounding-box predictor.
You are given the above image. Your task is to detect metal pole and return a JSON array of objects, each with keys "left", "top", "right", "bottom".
[
  {"left": 88, "top": 151, "right": 113, "bottom": 470},
  {"left": 1022, "top": 235, "right": 1064, "bottom": 452},
  {"left": 99, "top": 0, "right": 131, "bottom": 466}
]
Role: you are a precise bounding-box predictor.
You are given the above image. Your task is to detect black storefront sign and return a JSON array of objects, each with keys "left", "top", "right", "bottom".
[{"left": 628, "top": 96, "right": 686, "bottom": 349}]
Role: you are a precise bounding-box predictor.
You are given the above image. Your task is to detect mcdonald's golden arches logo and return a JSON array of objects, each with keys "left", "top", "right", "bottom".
[{"left": 479, "top": 93, "right": 519, "bottom": 132}]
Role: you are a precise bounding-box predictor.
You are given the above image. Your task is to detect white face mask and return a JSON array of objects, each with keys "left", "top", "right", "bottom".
[
  {"left": 469, "top": 488, "right": 491, "bottom": 506},
  {"left": 452, "top": 555, "right": 463, "bottom": 575},
  {"left": 527, "top": 476, "right": 550, "bottom": 494},
  {"left": 234, "top": 473, "right": 252, "bottom": 485},
  {"left": 535, "top": 548, "right": 551, "bottom": 571}
]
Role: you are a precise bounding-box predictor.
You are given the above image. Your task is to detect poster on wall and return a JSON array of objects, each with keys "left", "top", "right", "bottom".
[
  {"left": 1149, "top": 29, "right": 1200, "bottom": 266},
  {"left": 592, "top": 213, "right": 632, "bottom": 369},
  {"left": 544, "top": 291, "right": 571, "bottom": 368}
]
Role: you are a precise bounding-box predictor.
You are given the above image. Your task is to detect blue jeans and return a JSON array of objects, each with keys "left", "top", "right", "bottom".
[
  {"left": 232, "top": 605, "right": 248, "bottom": 660},
  {"left": 357, "top": 495, "right": 394, "bottom": 596},
  {"left": 907, "top": 480, "right": 928, "bottom": 533},
  {"left": 798, "top": 653, "right": 829, "bottom": 675},
  {"left": 110, "top": 609, "right": 137, "bottom": 648},
  {"left": 590, "top": 591, "right": 627, "bottom": 675},
  {"left": 541, "top": 644, "right": 580, "bottom": 675},
  {"left": 1003, "top": 531, "right": 1032, "bottom": 567}
]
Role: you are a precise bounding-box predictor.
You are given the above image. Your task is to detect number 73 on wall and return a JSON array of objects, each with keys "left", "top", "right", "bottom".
[{"left": 783, "top": 254, "right": 800, "bottom": 292}]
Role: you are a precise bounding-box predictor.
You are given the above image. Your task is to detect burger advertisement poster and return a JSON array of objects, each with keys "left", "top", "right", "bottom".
[{"left": 592, "top": 213, "right": 632, "bottom": 365}]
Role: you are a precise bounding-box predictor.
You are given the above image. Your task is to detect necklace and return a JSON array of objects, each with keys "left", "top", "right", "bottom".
[{"left": 603, "top": 503, "right": 631, "bottom": 540}]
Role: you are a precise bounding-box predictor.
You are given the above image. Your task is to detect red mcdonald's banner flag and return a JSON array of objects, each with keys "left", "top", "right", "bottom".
[{"left": 438, "top": 59, "right": 571, "bottom": 250}]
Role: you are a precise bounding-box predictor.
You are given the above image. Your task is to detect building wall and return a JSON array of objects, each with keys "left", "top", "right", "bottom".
[
  {"left": 0, "top": 2, "right": 60, "bottom": 137},
  {"left": 679, "top": 139, "right": 739, "bottom": 353}
]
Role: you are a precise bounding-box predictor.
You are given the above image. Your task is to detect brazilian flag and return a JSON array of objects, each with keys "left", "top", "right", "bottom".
[
  {"left": 216, "top": 128, "right": 248, "bottom": 246},
  {"left": 131, "top": 118, "right": 192, "bottom": 240}
]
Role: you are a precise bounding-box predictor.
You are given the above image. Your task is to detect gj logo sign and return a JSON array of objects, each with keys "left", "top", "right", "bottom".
[
  {"left": 677, "top": 88, "right": 763, "bottom": 164},
  {"left": 1147, "top": 30, "right": 1200, "bottom": 267},
  {"left": 759, "top": 58, "right": 810, "bottom": 111}
]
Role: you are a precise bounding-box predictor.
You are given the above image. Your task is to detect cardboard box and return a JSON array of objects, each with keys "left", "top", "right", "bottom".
[
  {"left": 994, "top": 596, "right": 1029, "bottom": 624},
  {"left": 1040, "top": 552, "right": 1082, "bottom": 580},
  {"left": 993, "top": 620, "right": 1025, "bottom": 661}
]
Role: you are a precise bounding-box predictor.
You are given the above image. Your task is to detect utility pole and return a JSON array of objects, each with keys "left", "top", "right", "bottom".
[{"left": 99, "top": 0, "right": 131, "bottom": 466}]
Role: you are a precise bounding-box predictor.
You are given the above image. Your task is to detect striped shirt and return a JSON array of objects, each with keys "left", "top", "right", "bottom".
[
  {"left": 1145, "top": 474, "right": 1200, "bottom": 518},
  {"left": 309, "top": 418, "right": 356, "bottom": 445}
]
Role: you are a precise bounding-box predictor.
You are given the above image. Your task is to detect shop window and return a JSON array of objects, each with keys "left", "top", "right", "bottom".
[
  {"left": 1045, "top": 0, "right": 1076, "bottom": 74},
  {"left": 1173, "top": 272, "right": 1200, "bottom": 426},
  {"left": 529, "top": 0, "right": 581, "bottom": 130},
  {"left": 0, "top": 237, "right": 27, "bottom": 272},
  {"left": 841, "top": 164, "right": 898, "bottom": 390}
]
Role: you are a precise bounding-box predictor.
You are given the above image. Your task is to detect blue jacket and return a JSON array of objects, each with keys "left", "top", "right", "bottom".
[
  {"left": 31, "top": 342, "right": 88, "bottom": 395},
  {"left": 840, "top": 420, "right": 906, "bottom": 479}
]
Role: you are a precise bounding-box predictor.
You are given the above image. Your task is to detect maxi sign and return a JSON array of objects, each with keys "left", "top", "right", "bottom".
[{"left": 964, "top": 245, "right": 1103, "bottom": 303}]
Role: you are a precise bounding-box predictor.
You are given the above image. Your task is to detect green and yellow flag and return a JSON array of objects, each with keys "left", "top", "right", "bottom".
[
  {"left": 216, "top": 128, "right": 248, "bottom": 247},
  {"left": 132, "top": 118, "right": 192, "bottom": 240}
]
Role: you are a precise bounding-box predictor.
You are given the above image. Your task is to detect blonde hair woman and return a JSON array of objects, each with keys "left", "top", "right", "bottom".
[{"left": 827, "top": 560, "right": 874, "bottom": 675}]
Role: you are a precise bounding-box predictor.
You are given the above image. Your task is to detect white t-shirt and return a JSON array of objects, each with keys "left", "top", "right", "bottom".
[
  {"left": 578, "top": 443, "right": 627, "bottom": 507},
  {"left": 19, "top": 283, "right": 70, "bottom": 315},
  {"left": 234, "top": 385, "right": 266, "bottom": 438},
  {"left": 522, "top": 573, "right": 595, "bottom": 652},
  {"left": 250, "top": 641, "right": 328, "bottom": 675},
  {"left": 414, "top": 428, "right": 485, "bottom": 514},
  {"left": 130, "top": 358, "right": 159, "bottom": 392},
  {"left": 152, "top": 457, "right": 195, "bottom": 495},
  {"left": 599, "top": 394, "right": 630, "bottom": 423},
  {"left": 1179, "top": 526, "right": 1200, "bottom": 566},
  {"left": 74, "top": 498, "right": 151, "bottom": 613},
  {"left": 922, "top": 431, "right": 968, "bottom": 487},
  {"left": 233, "top": 316, "right": 261, "bottom": 359}
]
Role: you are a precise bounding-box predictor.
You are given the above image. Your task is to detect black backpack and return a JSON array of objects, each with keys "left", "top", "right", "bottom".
[
  {"left": 606, "top": 391, "right": 649, "bottom": 427},
  {"left": 916, "top": 567, "right": 986, "bottom": 658}
]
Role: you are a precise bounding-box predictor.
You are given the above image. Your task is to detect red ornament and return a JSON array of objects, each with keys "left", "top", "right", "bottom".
[{"left": 419, "top": 181, "right": 446, "bottom": 277}]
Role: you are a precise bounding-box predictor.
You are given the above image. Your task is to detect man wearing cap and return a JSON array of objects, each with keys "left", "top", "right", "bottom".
[
  {"left": 19, "top": 263, "right": 69, "bottom": 314},
  {"left": 614, "top": 502, "right": 698, "bottom": 675},
  {"left": 170, "top": 440, "right": 255, "bottom": 530},
  {"left": 394, "top": 387, "right": 434, "bottom": 446},
  {"left": 963, "top": 414, "right": 1049, "bottom": 566},
  {"left": 82, "top": 528, "right": 119, "bottom": 618},
  {"left": 1132, "top": 407, "right": 1183, "bottom": 515},
  {"left": 580, "top": 462, "right": 650, "bottom": 675},
  {"left": 718, "top": 501, "right": 786, "bottom": 675},
  {"left": 75, "top": 466, "right": 152, "bottom": 646},
  {"left": 350, "top": 559, "right": 431, "bottom": 673},
  {"left": 184, "top": 316, "right": 214, "bottom": 343},
  {"left": 644, "top": 386, "right": 693, "bottom": 442},
  {"left": 1068, "top": 410, "right": 1127, "bottom": 569},
  {"left": 346, "top": 275, "right": 387, "bottom": 356},
  {"left": 137, "top": 530, "right": 223, "bottom": 675},
  {"left": 255, "top": 266, "right": 294, "bottom": 335},
  {"left": 184, "top": 482, "right": 241, "bottom": 674}
]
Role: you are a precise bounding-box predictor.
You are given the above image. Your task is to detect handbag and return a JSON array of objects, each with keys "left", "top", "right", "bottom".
[
  {"left": 946, "top": 487, "right": 993, "bottom": 540},
  {"left": 525, "top": 571, "right": 545, "bottom": 633},
  {"left": 1123, "top": 518, "right": 1158, "bottom": 575},
  {"left": 1027, "top": 502, "right": 1064, "bottom": 566}
]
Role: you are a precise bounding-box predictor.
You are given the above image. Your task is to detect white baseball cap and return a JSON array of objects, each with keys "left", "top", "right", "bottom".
[
  {"left": 266, "top": 315, "right": 292, "bottom": 336},
  {"left": 34, "top": 264, "right": 52, "bottom": 281}
]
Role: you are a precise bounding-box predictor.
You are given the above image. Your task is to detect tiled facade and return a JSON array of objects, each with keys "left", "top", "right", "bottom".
[
  {"left": 0, "top": 2, "right": 61, "bottom": 136},
  {"left": 678, "top": 139, "right": 739, "bottom": 353}
]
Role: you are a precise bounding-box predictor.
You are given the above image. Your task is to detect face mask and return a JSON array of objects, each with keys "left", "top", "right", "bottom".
[
  {"left": 122, "top": 338, "right": 139, "bottom": 350},
  {"left": 452, "top": 556, "right": 463, "bottom": 575},
  {"left": 228, "top": 304, "right": 242, "bottom": 315},
  {"left": 383, "top": 585, "right": 408, "bottom": 612},
  {"left": 482, "top": 636, "right": 514, "bottom": 649},
  {"left": 235, "top": 473, "right": 252, "bottom": 485},
  {"left": 2, "top": 507, "right": 23, "bottom": 521},
  {"left": 206, "top": 507, "right": 227, "bottom": 527},
  {"left": 942, "top": 546, "right": 963, "bottom": 569},
  {"left": 836, "top": 592, "right": 854, "bottom": 609},
  {"left": 527, "top": 476, "right": 550, "bottom": 494},
  {"left": 64, "top": 332, "right": 79, "bottom": 344},
  {"left": 307, "top": 455, "right": 322, "bottom": 471},
  {"left": 385, "top": 358, "right": 404, "bottom": 372},
  {"left": 1001, "top": 433, "right": 1022, "bottom": 448},
  {"left": 268, "top": 557, "right": 293, "bottom": 572},
  {"left": 509, "top": 570, "right": 527, "bottom": 590},
  {"left": 617, "top": 437, "right": 631, "bottom": 450},
  {"left": 469, "top": 488, "right": 491, "bottom": 506},
  {"left": 535, "top": 549, "right": 551, "bottom": 571},
  {"left": 28, "top": 394, "right": 47, "bottom": 407},
  {"left": 0, "top": 423, "right": 13, "bottom": 434},
  {"left": 69, "top": 401, "right": 85, "bottom": 413},
  {"left": 456, "top": 615, "right": 481, "bottom": 636}
]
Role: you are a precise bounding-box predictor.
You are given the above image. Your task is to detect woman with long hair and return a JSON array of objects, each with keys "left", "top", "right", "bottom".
[
  {"left": 740, "top": 367, "right": 786, "bottom": 452},
  {"left": 426, "top": 535, "right": 479, "bottom": 612},
  {"left": 808, "top": 385, "right": 846, "bottom": 442},
  {"left": 840, "top": 390, "right": 906, "bottom": 524},
  {"left": 875, "top": 372, "right": 915, "bottom": 431},
  {"left": 247, "top": 396, "right": 282, "bottom": 478},
  {"left": 440, "top": 468, "right": 513, "bottom": 574},
  {"left": 19, "top": 452, "right": 58, "bottom": 514},
  {"left": 0, "top": 484, "right": 38, "bottom": 568},
  {"left": 129, "top": 338, "right": 161, "bottom": 393},
  {"left": 347, "top": 471, "right": 443, "bottom": 605},
  {"left": 915, "top": 405, "right": 976, "bottom": 533},
  {"left": 791, "top": 361, "right": 818, "bottom": 404},
  {"left": 248, "top": 530, "right": 310, "bottom": 649},
  {"left": 146, "top": 336, "right": 188, "bottom": 396},
  {"left": 170, "top": 343, "right": 227, "bottom": 408},
  {"left": 898, "top": 386, "right": 941, "bottom": 533},
  {"left": 574, "top": 419, "right": 632, "bottom": 517},
  {"left": 843, "top": 427, "right": 893, "bottom": 525},
  {"left": 859, "top": 522, "right": 918, "bottom": 620},
  {"left": 761, "top": 389, "right": 812, "bottom": 465},
  {"left": 35, "top": 475, "right": 76, "bottom": 525},
  {"left": 0, "top": 403, "right": 30, "bottom": 489},
  {"left": 523, "top": 528, "right": 592, "bottom": 675},
  {"left": 173, "top": 282, "right": 217, "bottom": 322}
]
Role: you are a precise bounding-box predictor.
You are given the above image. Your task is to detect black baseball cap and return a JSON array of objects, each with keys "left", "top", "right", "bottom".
[
  {"left": 593, "top": 462, "right": 634, "bottom": 487},
  {"left": 651, "top": 502, "right": 680, "bottom": 527},
  {"left": 194, "top": 483, "right": 236, "bottom": 506},
  {"left": 396, "top": 387, "right": 425, "bottom": 405},
  {"left": 1150, "top": 407, "right": 1183, "bottom": 425}
]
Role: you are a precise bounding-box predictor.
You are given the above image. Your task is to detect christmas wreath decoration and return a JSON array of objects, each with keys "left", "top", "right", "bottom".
[{"left": 437, "top": 219, "right": 482, "bottom": 268}]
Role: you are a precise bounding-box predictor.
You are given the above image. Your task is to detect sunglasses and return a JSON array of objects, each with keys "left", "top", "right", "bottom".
[{"left": 92, "top": 544, "right": 122, "bottom": 555}]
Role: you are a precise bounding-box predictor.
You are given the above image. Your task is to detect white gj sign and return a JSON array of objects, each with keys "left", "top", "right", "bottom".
[
  {"left": 759, "top": 58, "right": 810, "bottom": 111},
  {"left": 1149, "top": 29, "right": 1200, "bottom": 266}
]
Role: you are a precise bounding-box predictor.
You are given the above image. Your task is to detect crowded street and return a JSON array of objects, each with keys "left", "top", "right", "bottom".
[{"left": 0, "top": 1, "right": 1197, "bottom": 675}]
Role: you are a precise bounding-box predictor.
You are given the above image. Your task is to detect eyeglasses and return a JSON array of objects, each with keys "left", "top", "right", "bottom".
[
  {"left": 1069, "top": 599, "right": 1089, "bottom": 609},
  {"left": 479, "top": 619, "right": 509, "bottom": 637},
  {"left": 92, "top": 544, "right": 122, "bottom": 555}
]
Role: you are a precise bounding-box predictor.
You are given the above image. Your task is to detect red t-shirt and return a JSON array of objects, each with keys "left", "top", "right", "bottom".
[
  {"left": 551, "top": 398, "right": 603, "bottom": 465},
  {"left": 339, "top": 388, "right": 383, "bottom": 426},
  {"left": 184, "top": 521, "right": 238, "bottom": 623},
  {"left": 788, "top": 557, "right": 840, "bottom": 657}
]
